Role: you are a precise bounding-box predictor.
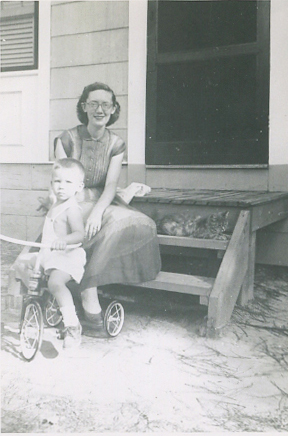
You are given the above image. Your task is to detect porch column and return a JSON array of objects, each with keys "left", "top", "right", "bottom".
[{"left": 127, "top": 0, "right": 148, "bottom": 183}]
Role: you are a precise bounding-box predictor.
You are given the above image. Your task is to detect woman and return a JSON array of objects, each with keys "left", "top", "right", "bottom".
[{"left": 55, "top": 82, "right": 161, "bottom": 327}]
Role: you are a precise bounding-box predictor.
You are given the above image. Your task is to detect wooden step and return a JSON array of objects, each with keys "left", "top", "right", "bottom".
[
  {"left": 157, "top": 234, "right": 229, "bottom": 250},
  {"left": 135, "top": 271, "right": 214, "bottom": 298}
]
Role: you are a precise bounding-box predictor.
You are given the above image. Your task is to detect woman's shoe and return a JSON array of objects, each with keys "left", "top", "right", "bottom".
[{"left": 82, "top": 310, "right": 104, "bottom": 329}]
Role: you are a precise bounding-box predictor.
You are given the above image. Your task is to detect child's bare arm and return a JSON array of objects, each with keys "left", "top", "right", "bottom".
[{"left": 51, "top": 206, "right": 85, "bottom": 250}]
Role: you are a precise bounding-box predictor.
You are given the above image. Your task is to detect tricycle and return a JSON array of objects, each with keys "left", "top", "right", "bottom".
[{"left": 1, "top": 234, "right": 125, "bottom": 361}]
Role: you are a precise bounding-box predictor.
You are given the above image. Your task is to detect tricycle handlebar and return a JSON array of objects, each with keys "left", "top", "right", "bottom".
[{"left": 0, "top": 234, "right": 82, "bottom": 249}]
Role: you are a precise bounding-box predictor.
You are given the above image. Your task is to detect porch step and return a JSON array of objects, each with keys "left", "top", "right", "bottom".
[
  {"left": 136, "top": 271, "right": 214, "bottom": 298},
  {"left": 157, "top": 234, "right": 229, "bottom": 250}
]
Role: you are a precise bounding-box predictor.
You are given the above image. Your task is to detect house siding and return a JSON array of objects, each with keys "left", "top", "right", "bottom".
[{"left": 0, "top": 0, "right": 287, "bottom": 266}]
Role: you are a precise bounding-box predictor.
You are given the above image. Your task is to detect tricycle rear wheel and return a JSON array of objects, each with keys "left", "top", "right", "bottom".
[{"left": 104, "top": 301, "right": 124, "bottom": 337}]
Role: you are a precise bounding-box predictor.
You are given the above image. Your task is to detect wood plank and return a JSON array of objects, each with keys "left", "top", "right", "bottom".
[
  {"left": 135, "top": 271, "right": 214, "bottom": 296},
  {"left": 142, "top": 189, "right": 223, "bottom": 205},
  {"left": 209, "top": 191, "right": 288, "bottom": 207},
  {"left": 171, "top": 199, "right": 187, "bottom": 204},
  {"left": 183, "top": 191, "right": 216, "bottom": 198},
  {"left": 51, "top": 63, "right": 128, "bottom": 99},
  {"left": 244, "top": 192, "right": 288, "bottom": 206},
  {"left": 185, "top": 191, "right": 234, "bottom": 204},
  {"left": 204, "top": 195, "right": 246, "bottom": 206},
  {"left": 51, "top": 1, "right": 128, "bottom": 37},
  {"left": 260, "top": 216, "right": 288, "bottom": 233},
  {"left": 146, "top": 169, "right": 269, "bottom": 191},
  {"left": 205, "top": 192, "right": 254, "bottom": 207},
  {"left": 157, "top": 235, "right": 229, "bottom": 250},
  {"left": 0, "top": 164, "right": 32, "bottom": 190},
  {"left": 239, "top": 230, "right": 256, "bottom": 305},
  {"left": 207, "top": 210, "right": 250, "bottom": 332},
  {"left": 0, "top": 214, "right": 27, "bottom": 240},
  {"left": 184, "top": 190, "right": 239, "bottom": 203},
  {"left": 51, "top": 28, "right": 128, "bottom": 69},
  {"left": 133, "top": 189, "right": 288, "bottom": 208},
  {"left": 1, "top": 189, "right": 47, "bottom": 216},
  {"left": 31, "top": 164, "right": 52, "bottom": 190},
  {"left": 251, "top": 198, "right": 288, "bottom": 230},
  {"left": 205, "top": 192, "right": 269, "bottom": 206}
]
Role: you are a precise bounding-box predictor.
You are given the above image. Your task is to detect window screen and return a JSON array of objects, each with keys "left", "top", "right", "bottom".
[
  {"left": 158, "top": 1, "right": 257, "bottom": 53},
  {"left": 146, "top": 0, "right": 270, "bottom": 166}
]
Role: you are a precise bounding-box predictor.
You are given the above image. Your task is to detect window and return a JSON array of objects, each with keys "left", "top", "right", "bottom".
[
  {"left": 146, "top": 0, "right": 270, "bottom": 166},
  {"left": 0, "top": 1, "right": 39, "bottom": 72}
]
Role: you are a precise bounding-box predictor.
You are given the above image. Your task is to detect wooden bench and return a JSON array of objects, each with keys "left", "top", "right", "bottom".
[{"left": 132, "top": 189, "right": 288, "bottom": 336}]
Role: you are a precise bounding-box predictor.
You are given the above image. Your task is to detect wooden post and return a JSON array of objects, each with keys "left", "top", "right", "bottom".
[
  {"left": 238, "top": 230, "right": 256, "bottom": 305},
  {"left": 207, "top": 210, "right": 250, "bottom": 335}
]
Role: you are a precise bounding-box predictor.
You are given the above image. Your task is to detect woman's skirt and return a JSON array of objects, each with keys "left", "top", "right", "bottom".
[{"left": 77, "top": 188, "right": 161, "bottom": 290}]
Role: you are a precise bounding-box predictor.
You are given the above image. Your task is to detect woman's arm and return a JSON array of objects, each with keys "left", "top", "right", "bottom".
[
  {"left": 85, "top": 152, "right": 124, "bottom": 240},
  {"left": 95, "top": 151, "right": 124, "bottom": 212}
]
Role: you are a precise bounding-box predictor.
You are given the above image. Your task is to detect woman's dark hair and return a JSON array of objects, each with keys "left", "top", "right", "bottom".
[{"left": 76, "top": 82, "right": 120, "bottom": 127}]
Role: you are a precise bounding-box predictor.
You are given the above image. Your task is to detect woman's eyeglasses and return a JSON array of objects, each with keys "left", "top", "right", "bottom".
[{"left": 84, "top": 101, "right": 113, "bottom": 111}]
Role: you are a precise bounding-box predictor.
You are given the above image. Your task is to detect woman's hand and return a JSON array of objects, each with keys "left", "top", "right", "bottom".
[{"left": 85, "top": 208, "right": 104, "bottom": 240}]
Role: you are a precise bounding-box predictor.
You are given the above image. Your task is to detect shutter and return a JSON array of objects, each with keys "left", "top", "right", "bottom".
[{"left": 0, "top": 2, "right": 37, "bottom": 71}]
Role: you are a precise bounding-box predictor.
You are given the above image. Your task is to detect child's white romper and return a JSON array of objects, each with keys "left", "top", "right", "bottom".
[
  {"left": 14, "top": 197, "right": 86, "bottom": 288},
  {"left": 39, "top": 196, "right": 86, "bottom": 283}
]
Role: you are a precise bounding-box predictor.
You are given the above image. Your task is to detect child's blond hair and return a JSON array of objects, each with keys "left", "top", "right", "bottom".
[{"left": 53, "top": 158, "right": 85, "bottom": 182}]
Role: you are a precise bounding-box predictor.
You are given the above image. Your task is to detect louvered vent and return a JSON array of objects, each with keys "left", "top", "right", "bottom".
[{"left": 0, "top": 2, "right": 38, "bottom": 71}]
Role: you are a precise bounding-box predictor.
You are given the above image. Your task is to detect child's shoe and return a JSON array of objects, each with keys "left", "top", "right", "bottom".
[{"left": 63, "top": 323, "right": 82, "bottom": 349}]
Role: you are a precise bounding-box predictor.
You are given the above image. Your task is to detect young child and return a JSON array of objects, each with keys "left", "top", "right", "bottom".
[{"left": 16, "top": 158, "right": 86, "bottom": 349}]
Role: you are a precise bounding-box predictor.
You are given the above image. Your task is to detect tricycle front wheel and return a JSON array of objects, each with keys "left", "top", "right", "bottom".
[
  {"left": 43, "top": 292, "right": 63, "bottom": 327},
  {"left": 20, "top": 300, "right": 44, "bottom": 361}
]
